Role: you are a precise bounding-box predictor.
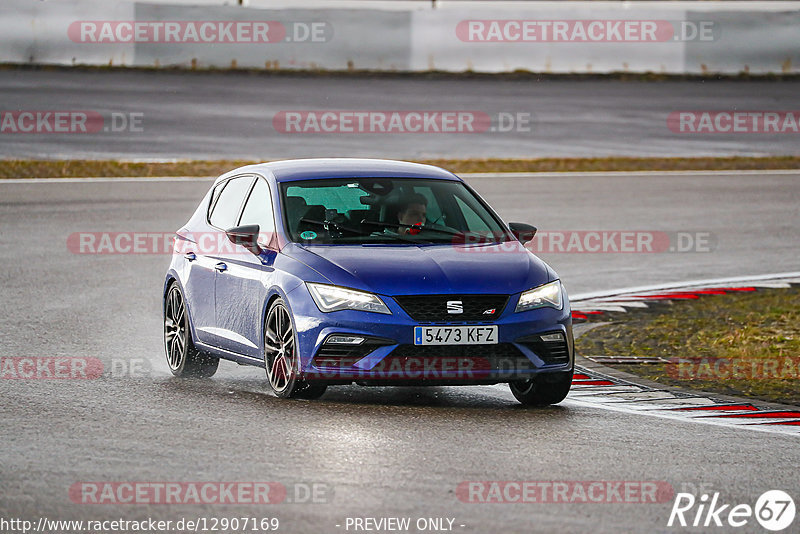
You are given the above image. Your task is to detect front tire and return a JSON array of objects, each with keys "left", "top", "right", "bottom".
[
  {"left": 264, "top": 299, "right": 326, "bottom": 399},
  {"left": 509, "top": 371, "right": 572, "bottom": 406},
  {"left": 164, "top": 282, "right": 219, "bottom": 377}
]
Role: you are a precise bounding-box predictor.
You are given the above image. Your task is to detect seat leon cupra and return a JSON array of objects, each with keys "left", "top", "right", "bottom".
[{"left": 163, "top": 159, "right": 574, "bottom": 405}]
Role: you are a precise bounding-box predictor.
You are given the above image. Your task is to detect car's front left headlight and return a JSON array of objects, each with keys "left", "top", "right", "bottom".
[
  {"left": 515, "top": 280, "right": 563, "bottom": 312},
  {"left": 306, "top": 283, "right": 391, "bottom": 314}
]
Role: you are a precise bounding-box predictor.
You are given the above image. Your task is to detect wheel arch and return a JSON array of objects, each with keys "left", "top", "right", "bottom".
[
  {"left": 260, "top": 285, "right": 312, "bottom": 374},
  {"left": 260, "top": 286, "right": 293, "bottom": 353}
]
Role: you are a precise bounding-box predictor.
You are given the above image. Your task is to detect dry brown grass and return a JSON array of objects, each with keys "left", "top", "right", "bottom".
[{"left": 2, "top": 156, "right": 800, "bottom": 179}]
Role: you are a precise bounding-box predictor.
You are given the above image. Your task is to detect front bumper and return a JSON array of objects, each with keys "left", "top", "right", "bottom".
[{"left": 287, "top": 284, "right": 574, "bottom": 385}]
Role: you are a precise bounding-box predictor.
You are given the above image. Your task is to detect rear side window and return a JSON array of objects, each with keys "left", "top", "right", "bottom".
[
  {"left": 209, "top": 176, "right": 254, "bottom": 229},
  {"left": 239, "top": 178, "right": 276, "bottom": 242}
]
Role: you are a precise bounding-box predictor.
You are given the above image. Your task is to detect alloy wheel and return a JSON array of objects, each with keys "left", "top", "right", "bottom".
[
  {"left": 265, "top": 302, "right": 296, "bottom": 394},
  {"left": 164, "top": 285, "right": 187, "bottom": 371}
]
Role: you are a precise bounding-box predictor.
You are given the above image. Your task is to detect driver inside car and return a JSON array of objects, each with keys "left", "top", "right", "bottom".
[{"left": 395, "top": 193, "right": 428, "bottom": 234}]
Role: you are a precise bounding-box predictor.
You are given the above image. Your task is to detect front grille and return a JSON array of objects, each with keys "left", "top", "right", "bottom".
[
  {"left": 310, "top": 342, "right": 539, "bottom": 382},
  {"left": 393, "top": 294, "right": 509, "bottom": 323},
  {"left": 383, "top": 343, "right": 536, "bottom": 376},
  {"left": 389, "top": 343, "right": 523, "bottom": 360},
  {"left": 518, "top": 334, "right": 571, "bottom": 364}
]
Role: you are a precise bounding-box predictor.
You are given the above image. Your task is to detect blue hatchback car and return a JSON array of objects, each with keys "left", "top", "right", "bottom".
[{"left": 163, "top": 159, "right": 574, "bottom": 405}]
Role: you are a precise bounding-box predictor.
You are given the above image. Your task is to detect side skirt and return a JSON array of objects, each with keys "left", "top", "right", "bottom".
[{"left": 195, "top": 340, "right": 266, "bottom": 368}]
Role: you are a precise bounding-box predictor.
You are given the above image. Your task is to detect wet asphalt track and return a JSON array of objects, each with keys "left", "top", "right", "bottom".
[
  {"left": 1, "top": 172, "right": 799, "bottom": 533},
  {"left": 1, "top": 69, "right": 800, "bottom": 160}
]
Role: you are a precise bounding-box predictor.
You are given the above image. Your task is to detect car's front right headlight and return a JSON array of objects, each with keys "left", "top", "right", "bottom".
[
  {"left": 306, "top": 283, "right": 391, "bottom": 314},
  {"left": 515, "top": 280, "right": 563, "bottom": 313}
]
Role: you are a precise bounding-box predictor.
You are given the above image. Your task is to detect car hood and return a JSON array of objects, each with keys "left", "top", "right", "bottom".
[{"left": 282, "top": 242, "right": 556, "bottom": 296}]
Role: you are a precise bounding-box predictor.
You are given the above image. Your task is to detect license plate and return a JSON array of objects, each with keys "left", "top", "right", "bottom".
[{"left": 414, "top": 325, "right": 498, "bottom": 346}]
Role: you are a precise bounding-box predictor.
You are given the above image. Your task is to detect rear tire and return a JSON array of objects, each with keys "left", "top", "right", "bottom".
[
  {"left": 509, "top": 371, "right": 572, "bottom": 406},
  {"left": 164, "top": 282, "right": 219, "bottom": 378}
]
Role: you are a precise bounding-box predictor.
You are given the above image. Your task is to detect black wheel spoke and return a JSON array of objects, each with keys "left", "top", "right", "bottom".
[{"left": 175, "top": 301, "right": 184, "bottom": 325}]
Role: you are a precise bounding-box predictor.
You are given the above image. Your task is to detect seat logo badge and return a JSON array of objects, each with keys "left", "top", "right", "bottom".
[{"left": 447, "top": 300, "right": 464, "bottom": 314}]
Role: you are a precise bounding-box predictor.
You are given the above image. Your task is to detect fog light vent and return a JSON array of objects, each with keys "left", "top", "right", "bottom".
[
  {"left": 325, "top": 335, "right": 365, "bottom": 345},
  {"left": 540, "top": 332, "right": 564, "bottom": 343}
]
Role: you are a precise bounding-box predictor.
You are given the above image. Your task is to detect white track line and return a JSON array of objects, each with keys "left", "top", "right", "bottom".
[
  {"left": 462, "top": 169, "right": 800, "bottom": 178},
  {"left": 2, "top": 168, "right": 799, "bottom": 184},
  {"left": 571, "top": 272, "right": 800, "bottom": 302},
  {"left": 565, "top": 397, "right": 799, "bottom": 436},
  {"left": 0, "top": 176, "right": 216, "bottom": 184}
]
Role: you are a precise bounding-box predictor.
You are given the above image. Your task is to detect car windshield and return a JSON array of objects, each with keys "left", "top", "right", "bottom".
[{"left": 280, "top": 177, "right": 512, "bottom": 245}]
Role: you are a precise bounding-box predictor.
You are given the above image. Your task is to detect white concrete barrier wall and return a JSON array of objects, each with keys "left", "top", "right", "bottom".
[
  {"left": 0, "top": 0, "right": 135, "bottom": 66},
  {"left": 131, "top": 4, "right": 411, "bottom": 70},
  {"left": 412, "top": 4, "right": 692, "bottom": 74},
  {"left": 1, "top": 0, "right": 798, "bottom": 74}
]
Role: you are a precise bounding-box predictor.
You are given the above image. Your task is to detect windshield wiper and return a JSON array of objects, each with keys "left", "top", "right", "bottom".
[
  {"left": 359, "top": 220, "right": 502, "bottom": 242},
  {"left": 298, "top": 218, "right": 429, "bottom": 243},
  {"left": 359, "top": 219, "right": 455, "bottom": 235},
  {"left": 356, "top": 220, "right": 438, "bottom": 243}
]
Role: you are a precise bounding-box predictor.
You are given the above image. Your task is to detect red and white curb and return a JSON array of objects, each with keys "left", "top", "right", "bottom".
[
  {"left": 566, "top": 273, "right": 800, "bottom": 436},
  {"left": 568, "top": 366, "right": 800, "bottom": 436},
  {"left": 569, "top": 272, "right": 800, "bottom": 321}
]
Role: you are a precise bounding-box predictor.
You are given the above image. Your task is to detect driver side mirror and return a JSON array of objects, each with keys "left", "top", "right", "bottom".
[
  {"left": 226, "top": 224, "right": 262, "bottom": 255},
  {"left": 509, "top": 222, "right": 537, "bottom": 243}
]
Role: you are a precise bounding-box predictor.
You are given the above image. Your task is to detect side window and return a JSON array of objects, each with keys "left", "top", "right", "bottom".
[
  {"left": 209, "top": 176, "right": 253, "bottom": 230},
  {"left": 239, "top": 178, "right": 276, "bottom": 244},
  {"left": 209, "top": 181, "right": 226, "bottom": 213}
]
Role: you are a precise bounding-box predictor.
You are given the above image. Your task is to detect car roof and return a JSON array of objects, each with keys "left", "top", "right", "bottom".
[{"left": 225, "top": 158, "right": 462, "bottom": 183}]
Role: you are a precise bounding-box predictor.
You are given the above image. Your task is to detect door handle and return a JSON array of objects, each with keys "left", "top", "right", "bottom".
[
  {"left": 215, "top": 262, "right": 228, "bottom": 273},
  {"left": 184, "top": 252, "right": 196, "bottom": 262}
]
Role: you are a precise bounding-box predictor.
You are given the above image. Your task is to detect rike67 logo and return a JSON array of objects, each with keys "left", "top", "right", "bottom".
[{"left": 668, "top": 490, "right": 795, "bottom": 531}]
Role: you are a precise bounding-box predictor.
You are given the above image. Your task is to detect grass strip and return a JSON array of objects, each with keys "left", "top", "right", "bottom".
[{"left": 2, "top": 156, "right": 800, "bottom": 179}]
